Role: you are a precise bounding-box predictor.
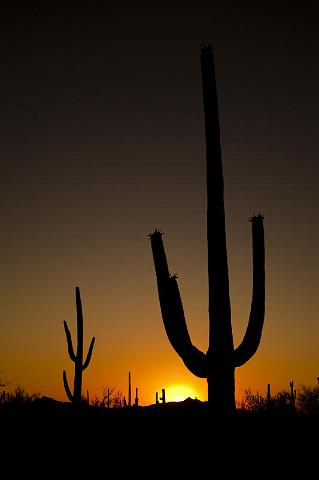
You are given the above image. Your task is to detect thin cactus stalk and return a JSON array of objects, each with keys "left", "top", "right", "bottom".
[
  {"left": 267, "top": 383, "right": 271, "bottom": 409},
  {"left": 156, "top": 392, "right": 159, "bottom": 405},
  {"left": 149, "top": 46, "right": 265, "bottom": 414},
  {"left": 63, "top": 287, "right": 95, "bottom": 406},
  {"left": 134, "top": 387, "right": 139, "bottom": 406},
  {"left": 128, "top": 371, "right": 132, "bottom": 407},
  {"left": 289, "top": 381, "right": 296, "bottom": 408}
]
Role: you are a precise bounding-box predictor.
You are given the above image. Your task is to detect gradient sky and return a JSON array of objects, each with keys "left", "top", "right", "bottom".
[{"left": 1, "top": 3, "right": 318, "bottom": 405}]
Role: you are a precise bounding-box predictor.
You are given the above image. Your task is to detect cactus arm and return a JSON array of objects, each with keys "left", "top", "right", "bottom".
[
  {"left": 63, "top": 370, "right": 73, "bottom": 402},
  {"left": 234, "top": 215, "right": 265, "bottom": 367},
  {"left": 63, "top": 320, "right": 76, "bottom": 362},
  {"left": 150, "top": 230, "right": 207, "bottom": 378},
  {"left": 169, "top": 276, "right": 207, "bottom": 377},
  {"left": 82, "top": 337, "right": 96, "bottom": 370}
]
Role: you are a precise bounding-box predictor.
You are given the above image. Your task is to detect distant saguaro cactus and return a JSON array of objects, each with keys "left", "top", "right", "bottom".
[
  {"left": 128, "top": 371, "right": 132, "bottom": 407},
  {"left": 289, "top": 380, "right": 296, "bottom": 408},
  {"left": 63, "top": 287, "right": 95, "bottom": 406},
  {"left": 267, "top": 384, "right": 271, "bottom": 409},
  {"left": 134, "top": 387, "right": 139, "bottom": 406},
  {"left": 149, "top": 46, "right": 265, "bottom": 413},
  {"left": 160, "top": 388, "right": 166, "bottom": 404}
]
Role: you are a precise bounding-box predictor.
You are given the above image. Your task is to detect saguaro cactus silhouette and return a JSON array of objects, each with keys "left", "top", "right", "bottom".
[
  {"left": 128, "top": 371, "right": 132, "bottom": 407},
  {"left": 149, "top": 46, "right": 265, "bottom": 413},
  {"left": 63, "top": 287, "right": 95, "bottom": 406},
  {"left": 267, "top": 383, "right": 271, "bottom": 409},
  {"left": 289, "top": 380, "right": 296, "bottom": 408}
]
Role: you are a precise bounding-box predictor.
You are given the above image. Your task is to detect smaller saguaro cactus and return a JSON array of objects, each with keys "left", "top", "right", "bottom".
[
  {"left": 63, "top": 287, "right": 95, "bottom": 406},
  {"left": 128, "top": 371, "right": 132, "bottom": 407},
  {"left": 289, "top": 381, "right": 296, "bottom": 408},
  {"left": 134, "top": 387, "right": 139, "bottom": 406},
  {"left": 160, "top": 388, "right": 166, "bottom": 404},
  {"left": 156, "top": 392, "right": 159, "bottom": 405}
]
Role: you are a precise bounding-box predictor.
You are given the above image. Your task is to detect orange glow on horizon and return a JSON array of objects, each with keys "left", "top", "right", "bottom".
[
  {"left": 165, "top": 383, "right": 202, "bottom": 402},
  {"left": 1, "top": 7, "right": 319, "bottom": 411}
]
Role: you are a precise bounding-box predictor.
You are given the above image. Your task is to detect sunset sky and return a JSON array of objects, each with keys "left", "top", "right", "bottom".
[{"left": 1, "top": 3, "right": 318, "bottom": 405}]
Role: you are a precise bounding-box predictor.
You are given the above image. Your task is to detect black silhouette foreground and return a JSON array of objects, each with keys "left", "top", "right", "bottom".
[
  {"left": 1, "top": 391, "right": 318, "bottom": 473},
  {"left": 63, "top": 287, "right": 95, "bottom": 406},
  {"left": 150, "top": 46, "right": 265, "bottom": 414}
]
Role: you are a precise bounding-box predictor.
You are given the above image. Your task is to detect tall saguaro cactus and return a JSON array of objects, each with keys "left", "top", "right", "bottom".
[
  {"left": 149, "top": 46, "right": 265, "bottom": 413},
  {"left": 63, "top": 287, "right": 95, "bottom": 406}
]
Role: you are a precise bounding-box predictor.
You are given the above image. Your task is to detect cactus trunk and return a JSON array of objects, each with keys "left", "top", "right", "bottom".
[
  {"left": 201, "top": 46, "right": 235, "bottom": 411},
  {"left": 207, "top": 357, "right": 235, "bottom": 412},
  {"left": 73, "top": 363, "right": 82, "bottom": 406},
  {"left": 73, "top": 288, "right": 84, "bottom": 405},
  {"left": 150, "top": 46, "right": 265, "bottom": 414},
  {"left": 201, "top": 47, "right": 233, "bottom": 356}
]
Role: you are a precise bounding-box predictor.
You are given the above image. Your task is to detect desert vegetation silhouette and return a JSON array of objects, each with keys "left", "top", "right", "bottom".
[
  {"left": 150, "top": 45, "right": 265, "bottom": 414},
  {"left": 63, "top": 287, "right": 95, "bottom": 406},
  {"left": 241, "top": 381, "right": 319, "bottom": 415}
]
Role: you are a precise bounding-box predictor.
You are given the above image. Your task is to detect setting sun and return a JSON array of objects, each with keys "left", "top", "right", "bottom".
[{"left": 165, "top": 384, "right": 201, "bottom": 403}]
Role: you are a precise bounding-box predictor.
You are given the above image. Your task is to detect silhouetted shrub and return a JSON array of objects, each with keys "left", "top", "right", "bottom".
[
  {"left": 241, "top": 388, "right": 266, "bottom": 412},
  {"left": 1, "top": 385, "right": 41, "bottom": 405},
  {"left": 91, "top": 386, "right": 124, "bottom": 408},
  {"left": 297, "top": 385, "right": 319, "bottom": 414},
  {"left": 272, "top": 390, "right": 292, "bottom": 410},
  {"left": 0, "top": 373, "right": 8, "bottom": 389}
]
